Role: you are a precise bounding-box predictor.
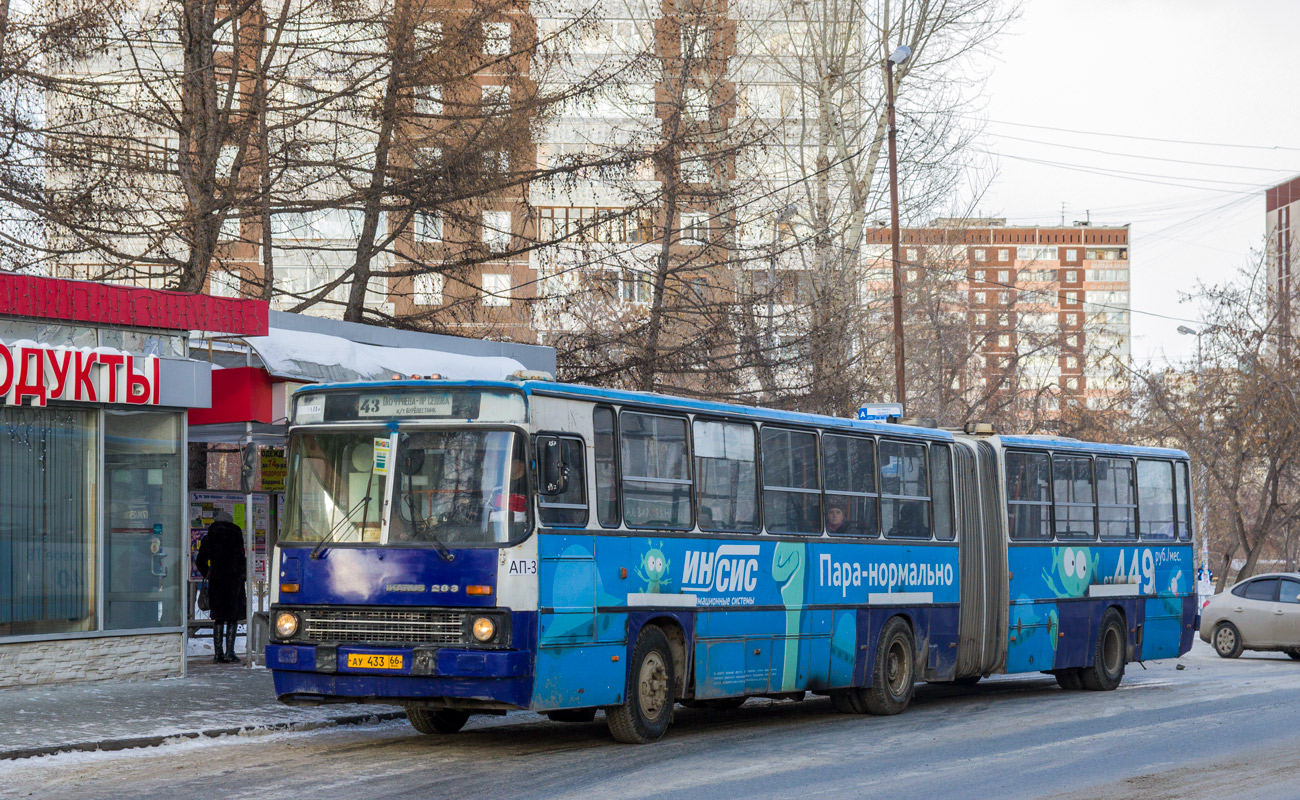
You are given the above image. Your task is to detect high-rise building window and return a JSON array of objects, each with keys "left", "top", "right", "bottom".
[
  {"left": 681, "top": 212, "right": 708, "bottom": 243},
  {"left": 482, "top": 272, "right": 511, "bottom": 306},
  {"left": 974, "top": 248, "right": 986, "bottom": 262},
  {"left": 415, "top": 211, "right": 442, "bottom": 242},
  {"left": 482, "top": 210, "right": 511, "bottom": 251},
  {"left": 483, "top": 22, "right": 511, "bottom": 55},
  {"left": 414, "top": 272, "right": 444, "bottom": 305},
  {"left": 415, "top": 86, "right": 442, "bottom": 115}
]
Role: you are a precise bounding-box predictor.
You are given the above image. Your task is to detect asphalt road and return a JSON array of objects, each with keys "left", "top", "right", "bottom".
[{"left": 4, "top": 640, "right": 1299, "bottom": 800}]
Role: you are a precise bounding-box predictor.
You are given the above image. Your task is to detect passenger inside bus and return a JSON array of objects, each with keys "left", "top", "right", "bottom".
[{"left": 825, "top": 504, "right": 848, "bottom": 534}]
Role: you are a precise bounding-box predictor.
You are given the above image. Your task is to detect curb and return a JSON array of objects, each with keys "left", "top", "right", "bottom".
[{"left": 0, "top": 711, "right": 408, "bottom": 762}]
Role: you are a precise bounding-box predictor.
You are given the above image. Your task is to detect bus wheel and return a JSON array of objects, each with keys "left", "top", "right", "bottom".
[
  {"left": 1080, "top": 609, "right": 1127, "bottom": 691},
  {"left": 607, "top": 625, "right": 675, "bottom": 744},
  {"left": 406, "top": 706, "right": 470, "bottom": 735},
  {"left": 830, "top": 689, "right": 867, "bottom": 714},
  {"left": 1286, "top": 649, "right": 1300, "bottom": 661},
  {"left": 1213, "top": 622, "right": 1244, "bottom": 659},
  {"left": 1052, "top": 668, "right": 1083, "bottom": 690},
  {"left": 547, "top": 708, "right": 598, "bottom": 722},
  {"left": 863, "top": 617, "right": 916, "bottom": 715}
]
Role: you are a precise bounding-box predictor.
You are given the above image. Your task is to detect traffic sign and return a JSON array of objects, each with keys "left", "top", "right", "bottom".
[{"left": 858, "top": 403, "right": 903, "bottom": 422}]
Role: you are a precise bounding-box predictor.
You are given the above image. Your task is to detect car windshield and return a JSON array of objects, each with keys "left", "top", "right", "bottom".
[
  {"left": 390, "top": 429, "right": 528, "bottom": 546},
  {"left": 285, "top": 429, "right": 390, "bottom": 543},
  {"left": 284, "top": 428, "right": 528, "bottom": 546}
]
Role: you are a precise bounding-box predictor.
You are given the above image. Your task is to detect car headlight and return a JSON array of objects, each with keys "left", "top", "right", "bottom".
[
  {"left": 275, "top": 611, "right": 300, "bottom": 638},
  {"left": 472, "top": 617, "right": 496, "bottom": 642}
]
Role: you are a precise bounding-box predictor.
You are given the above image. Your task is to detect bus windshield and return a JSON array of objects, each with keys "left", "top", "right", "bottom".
[
  {"left": 390, "top": 429, "right": 527, "bottom": 546},
  {"left": 286, "top": 429, "right": 390, "bottom": 544},
  {"left": 284, "top": 428, "right": 528, "bottom": 546}
]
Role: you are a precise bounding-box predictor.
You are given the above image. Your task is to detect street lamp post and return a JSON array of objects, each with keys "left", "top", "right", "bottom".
[
  {"left": 1178, "top": 324, "right": 1211, "bottom": 585},
  {"left": 886, "top": 44, "right": 911, "bottom": 413}
]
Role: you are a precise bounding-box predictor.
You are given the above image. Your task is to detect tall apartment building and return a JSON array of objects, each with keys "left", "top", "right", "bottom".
[
  {"left": 865, "top": 219, "right": 1132, "bottom": 412},
  {"left": 1267, "top": 174, "right": 1300, "bottom": 334}
]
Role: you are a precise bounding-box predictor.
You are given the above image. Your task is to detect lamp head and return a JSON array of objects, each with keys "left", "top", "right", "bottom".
[
  {"left": 1177, "top": 326, "right": 1197, "bottom": 336},
  {"left": 888, "top": 45, "right": 912, "bottom": 65}
]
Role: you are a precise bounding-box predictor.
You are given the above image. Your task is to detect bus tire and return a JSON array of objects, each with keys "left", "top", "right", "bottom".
[
  {"left": 863, "top": 617, "right": 917, "bottom": 715},
  {"left": 1213, "top": 622, "right": 1243, "bottom": 659},
  {"left": 607, "top": 625, "right": 675, "bottom": 744},
  {"left": 830, "top": 689, "right": 867, "bottom": 714},
  {"left": 1080, "top": 609, "right": 1126, "bottom": 691},
  {"left": 406, "top": 706, "right": 470, "bottom": 735},
  {"left": 1053, "top": 668, "right": 1084, "bottom": 690},
  {"left": 1285, "top": 649, "right": 1300, "bottom": 661},
  {"left": 547, "top": 708, "right": 598, "bottom": 722}
]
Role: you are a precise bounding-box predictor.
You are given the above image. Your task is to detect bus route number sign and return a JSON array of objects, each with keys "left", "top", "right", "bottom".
[{"left": 358, "top": 392, "right": 453, "bottom": 418}]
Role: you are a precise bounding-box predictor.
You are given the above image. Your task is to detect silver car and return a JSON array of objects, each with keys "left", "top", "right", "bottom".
[{"left": 1199, "top": 572, "right": 1300, "bottom": 659}]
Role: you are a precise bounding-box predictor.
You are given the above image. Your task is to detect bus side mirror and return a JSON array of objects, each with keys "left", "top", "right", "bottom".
[{"left": 538, "top": 436, "right": 568, "bottom": 496}]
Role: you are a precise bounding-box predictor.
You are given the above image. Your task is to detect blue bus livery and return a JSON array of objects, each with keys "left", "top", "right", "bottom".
[{"left": 266, "top": 379, "right": 1196, "bottom": 743}]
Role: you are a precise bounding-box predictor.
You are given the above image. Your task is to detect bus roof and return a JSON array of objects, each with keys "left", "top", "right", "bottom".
[
  {"left": 998, "top": 434, "right": 1188, "bottom": 460},
  {"left": 296, "top": 378, "right": 954, "bottom": 440}
]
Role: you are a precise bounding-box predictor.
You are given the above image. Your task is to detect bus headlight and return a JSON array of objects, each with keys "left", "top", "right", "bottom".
[
  {"left": 471, "top": 617, "right": 496, "bottom": 642},
  {"left": 275, "top": 611, "right": 300, "bottom": 638}
]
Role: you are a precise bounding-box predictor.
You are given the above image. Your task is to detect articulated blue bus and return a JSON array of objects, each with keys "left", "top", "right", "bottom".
[{"left": 266, "top": 378, "right": 1196, "bottom": 743}]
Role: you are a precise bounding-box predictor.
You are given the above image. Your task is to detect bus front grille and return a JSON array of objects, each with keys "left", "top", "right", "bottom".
[{"left": 300, "top": 608, "right": 466, "bottom": 645}]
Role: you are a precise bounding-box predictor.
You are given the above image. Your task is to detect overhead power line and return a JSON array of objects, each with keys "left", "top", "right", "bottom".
[{"left": 986, "top": 119, "right": 1300, "bottom": 155}]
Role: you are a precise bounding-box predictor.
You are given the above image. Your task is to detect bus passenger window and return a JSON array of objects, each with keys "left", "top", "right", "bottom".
[
  {"left": 930, "top": 444, "right": 955, "bottom": 541},
  {"left": 538, "top": 437, "right": 587, "bottom": 527},
  {"left": 1175, "top": 461, "right": 1192, "bottom": 541},
  {"left": 1053, "top": 455, "right": 1096, "bottom": 540},
  {"left": 593, "top": 407, "right": 620, "bottom": 527},
  {"left": 620, "top": 412, "right": 692, "bottom": 529},
  {"left": 761, "top": 428, "right": 821, "bottom": 535},
  {"left": 881, "top": 440, "right": 931, "bottom": 540},
  {"left": 823, "top": 434, "right": 879, "bottom": 537},
  {"left": 1137, "top": 459, "right": 1175, "bottom": 540},
  {"left": 1005, "top": 450, "right": 1051, "bottom": 541},
  {"left": 1096, "top": 457, "right": 1137, "bottom": 540},
  {"left": 693, "top": 420, "right": 759, "bottom": 532}
]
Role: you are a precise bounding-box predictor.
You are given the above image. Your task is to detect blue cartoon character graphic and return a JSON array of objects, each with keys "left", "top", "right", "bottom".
[
  {"left": 636, "top": 543, "right": 672, "bottom": 593},
  {"left": 1043, "top": 546, "right": 1100, "bottom": 599}
]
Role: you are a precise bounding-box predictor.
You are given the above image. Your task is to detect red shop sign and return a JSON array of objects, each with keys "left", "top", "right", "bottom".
[{"left": 0, "top": 341, "right": 160, "bottom": 406}]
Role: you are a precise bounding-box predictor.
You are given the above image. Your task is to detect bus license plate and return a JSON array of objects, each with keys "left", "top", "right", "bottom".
[{"left": 346, "top": 653, "right": 403, "bottom": 670}]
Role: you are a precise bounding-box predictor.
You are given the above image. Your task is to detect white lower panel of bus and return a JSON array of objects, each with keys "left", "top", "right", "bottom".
[
  {"left": 868, "top": 592, "right": 934, "bottom": 606},
  {"left": 627, "top": 592, "right": 699, "bottom": 608},
  {"left": 1087, "top": 583, "right": 1142, "bottom": 597}
]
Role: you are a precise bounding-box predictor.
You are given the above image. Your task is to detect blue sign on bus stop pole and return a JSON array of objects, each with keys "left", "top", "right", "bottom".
[{"left": 858, "top": 403, "right": 904, "bottom": 422}]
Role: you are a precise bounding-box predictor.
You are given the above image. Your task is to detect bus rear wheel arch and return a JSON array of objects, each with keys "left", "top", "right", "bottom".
[
  {"left": 1080, "top": 607, "right": 1127, "bottom": 691},
  {"left": 607, "top": 624, "right": 676, "bottom": 744}
]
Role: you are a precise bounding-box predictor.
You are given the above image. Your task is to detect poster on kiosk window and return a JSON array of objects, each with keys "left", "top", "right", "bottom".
[{"left": 189, "top": 492, "right": 272, "bottom": 580}]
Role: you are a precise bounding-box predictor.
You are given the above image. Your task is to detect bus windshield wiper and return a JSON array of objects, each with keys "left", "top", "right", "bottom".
[
  {"left": 405, "top": 470, "right": 454, "bottom": 562},
  {"left": 310, "top": 473, "right": 376, "bottom": 560}
]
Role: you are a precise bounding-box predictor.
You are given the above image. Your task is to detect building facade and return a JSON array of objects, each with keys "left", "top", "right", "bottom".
[
  {"left": 865, "top": 219, "right": 1132, "bottom": 413},
  {"left": 1267, "top": 175, "right": 1300, "bottom": 335}
]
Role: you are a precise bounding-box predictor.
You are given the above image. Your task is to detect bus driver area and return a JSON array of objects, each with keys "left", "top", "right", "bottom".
[{"left": 265, "top": 378, "right": 1196, "bottom": 743}]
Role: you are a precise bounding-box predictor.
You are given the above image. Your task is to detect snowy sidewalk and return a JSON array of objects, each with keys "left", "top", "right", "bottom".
[{"left": 0, "top": 660, "right": 405, "bottom": 760}]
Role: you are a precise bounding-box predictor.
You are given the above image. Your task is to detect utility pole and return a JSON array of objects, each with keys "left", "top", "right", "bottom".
[{"left": 885, "top": 44, "right": 911, "bottom": 413}]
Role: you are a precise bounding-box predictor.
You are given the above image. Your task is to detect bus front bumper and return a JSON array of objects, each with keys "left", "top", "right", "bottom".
[{"left": 267, "top": 643, "right": 533, "bottom": 708}]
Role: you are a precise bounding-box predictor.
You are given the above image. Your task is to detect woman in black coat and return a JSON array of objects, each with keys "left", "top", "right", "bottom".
[{"left": 195, "top": 513, "right": 248, "bottom": 663}]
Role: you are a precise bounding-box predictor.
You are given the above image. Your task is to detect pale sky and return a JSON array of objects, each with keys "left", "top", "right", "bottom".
[{"left": 974, "top": 0, "right": 1300, "bottom": 366}]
